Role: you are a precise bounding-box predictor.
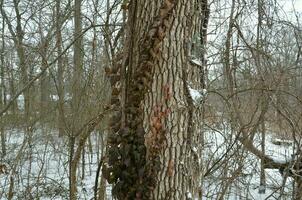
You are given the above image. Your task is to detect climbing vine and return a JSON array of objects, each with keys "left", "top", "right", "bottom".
[{"left": 103, "top": 0, "right": 177, "bottom": 199}]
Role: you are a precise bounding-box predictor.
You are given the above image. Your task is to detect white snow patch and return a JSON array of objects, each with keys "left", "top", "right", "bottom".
[
  {"left": 188, "top": 87, "right": 206, "bottom": 104},
  {"left": 191, "top": 58, "right": 203, "bottom": 66}
]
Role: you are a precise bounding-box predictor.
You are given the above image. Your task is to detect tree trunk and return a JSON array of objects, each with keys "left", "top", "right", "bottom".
[
  {"left": 13, "top": 0, "right": 31, "bottom": 125},
  {"left": 0, "top": 16, "right": 6, "bottom": 158},
  {"left": 7, "top": 61, "right": 17, "bottom": 115},
  {"left": 38, "top": 3, "right": 51, "bottom": 122},
  {"left": 294, "top": 179, "right": 302, "bottom": 200},
  {"left": 104, "top": 0, "right": 208, "bottom": 199},
  {"left": 70, "top": 0, "right": 83, "bottom": 199},
  {"left": 98, "top": 175, "right": 107, "bottom": 200},
  {"left": 98, "top": 131, "right": 107, "bottom": 200},
  {"left": 40, "top": 41, "right": 50, "bottom": 122},
  {"left": 259, "top": 120, "right": 266, "bottom": 194},
  {"left": 257, "top": 0, "right": 266, "bottom": 193},
  {"left": 55, "top": 0, "right": 65, "bottom": 137}
]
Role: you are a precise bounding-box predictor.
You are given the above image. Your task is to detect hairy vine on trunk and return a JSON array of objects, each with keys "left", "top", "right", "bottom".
[{"left": 103, "top": 0, "right": 177, "bottom": 199}]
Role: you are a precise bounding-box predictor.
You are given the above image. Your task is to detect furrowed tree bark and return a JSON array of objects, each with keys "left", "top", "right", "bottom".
[{"left": 104, "top": 0, "right": 208, "bottom": 199}]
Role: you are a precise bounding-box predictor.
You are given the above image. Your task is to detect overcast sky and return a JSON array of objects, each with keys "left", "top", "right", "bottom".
[
  {"left": 283, "top": 0, "right": 302, "bottom": 12},
  {"left": 293, "top": 0, "right": 302, "bottom": 10}
]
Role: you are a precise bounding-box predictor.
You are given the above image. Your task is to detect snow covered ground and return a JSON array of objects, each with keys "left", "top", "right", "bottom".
[
  {"left": 203, "top": 124, "right": 295, "bottom": 200},
  {"left": 0, "top": 125, "right": 296, "bottom": 199},
  {"left": 0, "top": 128, "right": 112, "bottom": 200}
]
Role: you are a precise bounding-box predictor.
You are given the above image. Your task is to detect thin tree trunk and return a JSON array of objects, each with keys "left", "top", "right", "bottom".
[
  {"left": 81, "top": 147, "right": 85, "bottom": 180},
  {"left": 70, "top": 0, "right": 83, "bottom": 198},
  {"left": 2, "top": 2, "right": 34, "bottom": 195},
  {"left": 257, "top": 0, "right": 266, "bottom": 193},
  {"left": 294, "top": 179, "right": 302, "bottom": 200},
  {"left": 38, "top": 4, "right": 50, "bottom": 122},
  {"left": 98, "top": 139, "right": 107, "bottom": 200},
  {"left": 12, "top": 0, "right": 31, "bottom": 124},
  {"left": 56, "top": 0, "right": 65, "bottom": 137},
  {"left": 0, "top": 16, "right": 6, "bottom": 158},
  {"left": 259, "top": 120, "right": 266, "bottom": 193},
  {"left": 7, "top": 60, "right": 17, "bottom": 115},
  {"left": 12, "top": 2, "right": 33, "bottom": 195},
  {"left": 40, "top": 41, "right": 49, "bottom": 122},
  {"left": 96, "top": 1, "right": 112, "bottom": 199}
]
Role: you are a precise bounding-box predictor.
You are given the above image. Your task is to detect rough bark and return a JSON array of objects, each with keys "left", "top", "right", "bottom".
[{"left": 104, "top": 0, "right": 208, "bottom": 199}]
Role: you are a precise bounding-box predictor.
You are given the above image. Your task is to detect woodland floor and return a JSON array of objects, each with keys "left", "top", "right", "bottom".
[{"left": 0, "top": 125, "right": 295, "bottom": 199}]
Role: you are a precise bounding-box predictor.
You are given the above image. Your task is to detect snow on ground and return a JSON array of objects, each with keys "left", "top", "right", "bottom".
[
  {"left": 0, "top": 125, "right": 296, "bottom": 199},
  {"left": 203, "top": 124, "right": 295, "bottom": 199},
  {"left": 0, "top": 128, "right": 112, "bottom": 200}
]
